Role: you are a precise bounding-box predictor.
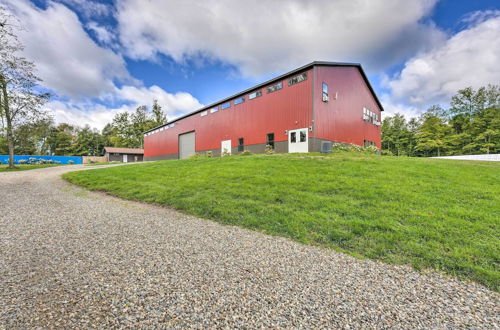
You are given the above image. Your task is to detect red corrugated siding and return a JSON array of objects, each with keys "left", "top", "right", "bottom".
[
  {"left": 313, "top": 66, "right": 382, "bottom": 148},
  {"left": 144, "top": 69, "right": 313, "bottom": 157}
]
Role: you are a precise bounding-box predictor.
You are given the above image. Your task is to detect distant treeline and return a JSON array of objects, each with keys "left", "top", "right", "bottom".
[
  {"left": 0, "top": 100, "right": 166, "bottom": 156},
  {"left": 2, "top": 86, "right": 498, "bottom": 158},
  {"left": 382, "top": 85, "right": 499, "bottom": 157}
]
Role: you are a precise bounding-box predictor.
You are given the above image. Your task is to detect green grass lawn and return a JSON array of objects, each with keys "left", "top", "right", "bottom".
[
  {"left": 0, "top": 164, "right": 64, "bottom": 172},
  {"left": 63, "top": 153, "right": 500, "bottom": 291}
]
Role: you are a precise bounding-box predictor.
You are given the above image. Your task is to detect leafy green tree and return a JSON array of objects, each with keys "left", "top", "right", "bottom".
[
  {"left": 47, "top": 123, "right": 77, "bottom": 156},
  {"left": 106, "top": 100, "right": 167, "bottom": 148},
  {"left": 450, "top": 85, "right": 499, "bottom": 117},
  {"left": 73, "top": 125, "right": 102, "bottom": 156},
  {"left": 415, "top": 111, "right": 452, "bottom": 157},
  {"left": 406, "top": 117, "right": 419, "bottom": 156},
  {"left": 131, "top": 105, "right": 151, "bottom": 147},
  {"left": 152, "top": 99, "right": 167, "bottom": 126},
  {"left": 382, "top": 85, "right": 499, "bottom": 157},
  {"left": 0, "top": 7, "right": 49, "bottom": 167},
  {"left": 467, "top": 106, "right": 500, "bottom": 154},
  {"left": 0, "top": 131, "right": 7, "bottom": 154}
]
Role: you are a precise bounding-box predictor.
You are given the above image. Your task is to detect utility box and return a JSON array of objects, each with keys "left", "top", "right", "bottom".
[{"left": 321, "top": 141, "right": 332, "bottom": 153}]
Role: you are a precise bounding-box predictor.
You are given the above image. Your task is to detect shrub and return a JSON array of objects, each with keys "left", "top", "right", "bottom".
[
  {"left": 364, "top": 145, "right": 379, "bottom": 154},
  {"left": 221, "top": 148, "right": 231, "bottom": 157},
  {"left": 240, "top": 150, "right": 252, "bottom": 156},
  {"left": 189, "top": 151, "right": 214, "bottom": 159},
  {"left": 265, "top": 144, "right": 274, "bottom": 154},
  {"left": 332, "top": 143, "right": 379, "bottom": 154},
  {"left": 381, "top": 149, "right": 394, "bottom": 156}
]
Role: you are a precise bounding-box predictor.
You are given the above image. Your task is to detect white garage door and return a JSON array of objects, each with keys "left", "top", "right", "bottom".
[{"left": 179, "top": 131, "right": 196, "bottom": 159}]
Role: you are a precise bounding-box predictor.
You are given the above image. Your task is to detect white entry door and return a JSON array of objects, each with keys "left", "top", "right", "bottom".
[
  {"left": 123, "top": 154, "right": 128, "bottom": 162},
  {"left": 288, "top": 128, "right": 309, "bottom": 153},
  {"left": 221, "top": 140, "right": 231, "bottom": 156}
]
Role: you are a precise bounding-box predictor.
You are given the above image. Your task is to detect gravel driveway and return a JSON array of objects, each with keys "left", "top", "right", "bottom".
[{"left": 0, "top": 165, "right": 498, "bottom": 328}]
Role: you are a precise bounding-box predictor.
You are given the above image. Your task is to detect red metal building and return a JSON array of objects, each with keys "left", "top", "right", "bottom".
[{"left": 144, "top": 61, "right": 383, "bottom": 160}]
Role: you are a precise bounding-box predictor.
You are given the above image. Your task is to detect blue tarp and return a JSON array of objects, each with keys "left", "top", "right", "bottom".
[{"left": 0, "top": 155, "right": 83, "bottom": 165}]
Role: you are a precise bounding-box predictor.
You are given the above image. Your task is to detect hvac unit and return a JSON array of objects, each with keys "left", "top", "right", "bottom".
[{"left": 321, "top": 141, "right": 332, "bottom": 153}]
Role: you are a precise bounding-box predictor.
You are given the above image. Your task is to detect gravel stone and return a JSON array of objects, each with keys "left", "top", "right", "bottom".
[{"left": 0, "top": 165, "right": 498, "bottom": 328}]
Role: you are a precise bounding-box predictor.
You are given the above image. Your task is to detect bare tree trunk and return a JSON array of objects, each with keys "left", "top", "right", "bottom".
[{"left": 0, "top": 75, "right": 14, "bottom": 168}]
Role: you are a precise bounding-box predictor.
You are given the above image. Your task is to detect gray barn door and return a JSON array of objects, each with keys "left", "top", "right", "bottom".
[{"left": 179, "top": 131, "right": 195, "bottom": 159}]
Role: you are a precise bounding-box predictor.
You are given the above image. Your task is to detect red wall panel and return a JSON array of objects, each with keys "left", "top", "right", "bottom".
[
  {"left": 313, "top": 66, "right": 382, "bottom": 148},
  {"left": 144, "top": 69, "right": 313, "bottom": 158}
]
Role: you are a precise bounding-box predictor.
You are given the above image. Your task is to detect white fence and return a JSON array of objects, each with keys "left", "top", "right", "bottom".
[{"left": 432, "top": 154, "right": 500, "bottom": 162}]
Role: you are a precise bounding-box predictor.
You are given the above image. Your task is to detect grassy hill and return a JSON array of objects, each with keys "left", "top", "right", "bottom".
[{"left": 63, "top": 153, "right": 500, "bottom": 291}]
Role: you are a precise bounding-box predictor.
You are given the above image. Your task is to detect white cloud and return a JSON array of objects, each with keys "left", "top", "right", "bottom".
[
  {"left": 4, "top": 0, "right": 129, "bottom": 99},
  {"left": 55, "top": 0, "right": 112, "bottom": 18},
  {"left": 3, "top": 0, "right": 203, "bottom": 130},
  {"left": 47, "top": 100, "right": 127, "bottom": 130},
  {"left": 379, "top": 94, "right": 422, "bottom": 120},
  {"left": 46, "top": 85, "right": 204, "bottom": 130},
  {"left": 117, "top": 85, "right": 203, "bottom": 115},
  {"left": 86, "top": 21, "right": 115, "bottom": 45},
  {"left": 116, "top": 0, "right": 444, "bottom": 77},
  {"left": 386, "top": 13, "right": 500, "bottom": 108}
]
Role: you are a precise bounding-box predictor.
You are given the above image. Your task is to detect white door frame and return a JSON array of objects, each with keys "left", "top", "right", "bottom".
[
  {"left": 221, "top": 140, "right": 231, "bottom": 156},
  {"left": 288, "top": 128, "right": 309, "bottom": 153}
]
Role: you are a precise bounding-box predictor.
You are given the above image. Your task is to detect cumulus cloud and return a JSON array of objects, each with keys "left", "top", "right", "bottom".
[
  {"left": 379, "top": 94, "right": 422, "bottom": 120},
  {"left": 55, "top": 0, "right": 112, "bottom": 18},
  {"left": 386, "top": 13, "right": 500, "bottom": 108},
  {"left": 116, "top": 0, "right": 444, "bottom": 76},
  {"left": 47, "top": 85, "right": 204, "bottom": 130},
  {"left": 3, "top": 0, "right": 203, "bottom": 130},
  {"left": 46, "top": 100, "right": 127, "bottom": 130},
  {"left": 86, "top": 21, "right": 115, "bottom": 45},
  {"left": 4, "top": 0, "right": 129, "bottom": 99},
  {"left": 116, "top": 85, "right": 203, "bottom": 115}
]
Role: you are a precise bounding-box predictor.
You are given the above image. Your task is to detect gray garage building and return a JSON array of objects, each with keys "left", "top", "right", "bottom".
[{"left": 103, "top": 147, "right": 144, "bottom": 163}]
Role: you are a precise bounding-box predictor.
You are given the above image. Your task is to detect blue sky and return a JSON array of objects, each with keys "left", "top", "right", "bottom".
[{"left": 2, "top": 0, "right": 499, "bottom": 129}]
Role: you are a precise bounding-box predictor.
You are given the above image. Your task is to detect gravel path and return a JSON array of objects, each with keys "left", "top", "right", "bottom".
[{"left": 0, "top": 165, "right": 498, "bottom": 328}]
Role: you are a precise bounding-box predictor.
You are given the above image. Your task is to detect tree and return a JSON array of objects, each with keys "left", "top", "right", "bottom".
[
  {"left": 382, "top": 86, "right": 499, "bottom": 157},
  {"left": 13, "top": 117, "right": 54, "bottom": 155},
  {"left": 467, "top": 106, "right": 500, "bottom": 154},
  {"left": 415, "top": 111, "right": 452, "bottom": 157},
  {"left": 72, "top": 125, "right": 102, "bottom": 156},
  {"left": 450, "top": 85, "right": 499, "bottom": 117},
  {"left": 47, "top": 123, "right": 76, "bottom": 156},
  {"left": 0, "top": 7, "right": 49, "bottom": 167},
  {"left": 131, "top": 105, "right": 150, "bottom": 147},
  {"left": 106, "top": 100, "right": 167, "bottom": 148},
  {"left": 152, "top": 99, "right": 167, "bottom": 126},
  {"left": 381, "top": 113, "right": 412, "bottom": 156}
]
